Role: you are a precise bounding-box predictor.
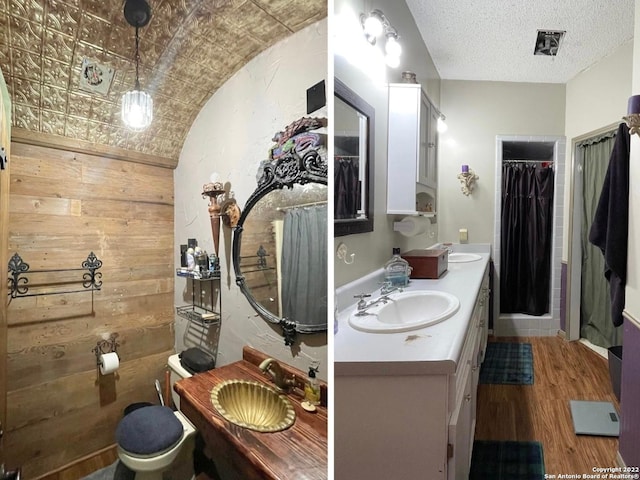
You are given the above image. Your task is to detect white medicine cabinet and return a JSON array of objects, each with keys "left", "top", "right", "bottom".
[{"left": 387, "top": 83, "right": 438, "bottom": 216}]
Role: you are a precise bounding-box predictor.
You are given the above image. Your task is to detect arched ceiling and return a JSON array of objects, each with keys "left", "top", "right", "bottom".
[{"left": 0, "top": 0, "right": 327, "bottom": 161}]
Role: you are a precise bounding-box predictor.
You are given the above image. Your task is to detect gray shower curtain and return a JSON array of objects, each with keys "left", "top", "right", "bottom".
[
  {"left": 579, "top": 131, "right": 622, "bottom": 348},
  {"left": 281, "top": 205, "right": 327, "bottom": 332}
]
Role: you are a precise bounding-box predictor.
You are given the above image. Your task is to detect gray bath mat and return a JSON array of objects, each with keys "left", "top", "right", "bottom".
[{"left": 570, "top": 400, "right": 620, "bottom": 437}]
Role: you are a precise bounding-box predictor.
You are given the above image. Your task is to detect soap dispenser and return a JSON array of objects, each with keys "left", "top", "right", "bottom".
[{"left": 304, "top": 366, "right": 321, "bottom": 406}]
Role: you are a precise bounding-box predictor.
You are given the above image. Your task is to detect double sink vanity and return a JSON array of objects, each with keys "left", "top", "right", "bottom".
[{"left": 334, "top": 244, "right": 491, "bottom": 480}]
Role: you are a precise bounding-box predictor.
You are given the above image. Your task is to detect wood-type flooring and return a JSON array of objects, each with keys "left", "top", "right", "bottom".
[{"left": 475, "top": 336, "right": 621, "bottom": 477}]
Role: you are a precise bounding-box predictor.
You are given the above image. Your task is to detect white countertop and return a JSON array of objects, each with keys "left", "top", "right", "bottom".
[{"left": 334, "top": 245, "right": 490, "bottom": 377}]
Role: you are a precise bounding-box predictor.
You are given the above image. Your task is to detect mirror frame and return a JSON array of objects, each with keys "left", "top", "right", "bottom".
[
  {"left": 232, "top": 127, "right": 328, "bottom": 346},
  {"left": 334, "top": 77, "right": 375, "bottom": 236}
]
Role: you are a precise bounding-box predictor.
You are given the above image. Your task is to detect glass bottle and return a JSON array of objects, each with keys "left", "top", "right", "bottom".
[{"left": 384, "top": 248, "right": 410, "bottom": 287}]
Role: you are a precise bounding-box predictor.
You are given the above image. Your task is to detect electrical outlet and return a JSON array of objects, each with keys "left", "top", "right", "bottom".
[{"left": 459, "top": 228, "right": 468, "bottom": 244}]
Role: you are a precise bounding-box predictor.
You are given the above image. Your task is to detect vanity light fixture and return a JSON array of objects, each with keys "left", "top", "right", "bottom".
[
  {"left": 624, "top": 94, "right": 640, "bottom": 137},
  {"left": 360, "top": 9, "right": 402, "bottom": 68},
  {"left": 121, "top": 0, "right": 153, "bottom": 131}
]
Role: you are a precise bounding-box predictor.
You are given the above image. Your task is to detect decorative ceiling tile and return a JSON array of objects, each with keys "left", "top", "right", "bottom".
[
  {"left": 7, "top": 15, "right": 43, "bottom": 53},
  {"left": 10, "top": 48, "right": 42, "bottom": 81},
  {"left": 12, "top": 77, "right": 40, "bottom": 107},
  {"left": 41, "top": 109, "right": 66, "bottom": 136},
  {"left": 41, "top": 57, "right": 71, "bottom": 90},
  {"left": 66, "top": 91, "right": 93, "bottom": 119},
  {"left": 77, "top": 12, "right": 112, "bottom": 50},
  {"left": 45, "top": 2, "right": 81, "bottom": 37},
  {"left": 85, "top": 120, "right": 111, "bottom": 145},
  {"left": 40, "top": 84, "right": 67, "bottom": 112},
  {"left": 64, "top": 114, "right": 89, "bottom": 140},
  {"left": 8, "top": 0, "right": 44, "bottom": 23},
  {"left": 253, "top": 0, "right": 326, "bottom": 31},
  {"left": 1, "top": 0, "right": 326, "bottom": 160},
  {"left": 13, "top": 102, "right": 39, "bottom": 130},
  {"left": 42, "top": 29, "right": 74, "bottom": 64}
]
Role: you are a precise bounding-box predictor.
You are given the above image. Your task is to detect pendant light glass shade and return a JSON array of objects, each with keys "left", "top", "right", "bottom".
[{"left": 121, "top": 89, "right": 153, "bottom": 130}]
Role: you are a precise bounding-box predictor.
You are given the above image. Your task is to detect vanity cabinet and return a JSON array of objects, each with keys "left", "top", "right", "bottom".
[
  {"left": 334, "top": 258, "right": 490, "bottom": 480},
  {"left": 447, "top": 263, "right": 490, "bottom": 480},
  {"left": 387, "top": 83, "right": 438, "bottom": 216}
]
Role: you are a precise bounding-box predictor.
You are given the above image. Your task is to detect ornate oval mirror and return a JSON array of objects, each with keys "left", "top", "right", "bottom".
[{"left": 233, "top": 118, "right": 328, "bottom": 345}]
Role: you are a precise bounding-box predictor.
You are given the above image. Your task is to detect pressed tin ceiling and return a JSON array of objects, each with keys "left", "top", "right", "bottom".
[{"left": 0, "top": 0, "right": 327, "bottom": 161}]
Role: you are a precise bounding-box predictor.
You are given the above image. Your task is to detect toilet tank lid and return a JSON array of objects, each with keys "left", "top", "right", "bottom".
[{"left": 168, "top": 353, "right": 192, "bottom": 379}]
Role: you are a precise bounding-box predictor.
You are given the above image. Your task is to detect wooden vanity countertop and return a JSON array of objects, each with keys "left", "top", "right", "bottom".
[{"left": 174, "top": 356, "right": 328, "bottom": 480}]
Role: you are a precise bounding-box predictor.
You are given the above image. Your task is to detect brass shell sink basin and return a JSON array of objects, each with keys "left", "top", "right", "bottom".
[{"left": 211, "top": 379, "right": 296, "bottom": 432}]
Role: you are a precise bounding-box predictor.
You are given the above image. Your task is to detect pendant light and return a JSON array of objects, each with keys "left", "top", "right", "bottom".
[{"left": 121, "top": 0, "right": 153, "bottom": 131}]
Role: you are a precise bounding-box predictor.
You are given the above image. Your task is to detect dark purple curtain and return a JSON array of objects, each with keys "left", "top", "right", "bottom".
[
  {"left": 500, "top": 163, "right": 554, "bottom": 315},
  {"left": 334, "top": 157, "right": 360, "bottom": 219}
]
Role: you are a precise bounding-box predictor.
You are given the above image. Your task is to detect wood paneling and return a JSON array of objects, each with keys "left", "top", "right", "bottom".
[
  {"left": 476, "top": 336, "right": 620, "bottom": 475},
  {"left": 1, "top": 69, "right": 12, "bottom": 468},
  {"left": 5, "top": 140, "right": 175, "bottom": 478}
]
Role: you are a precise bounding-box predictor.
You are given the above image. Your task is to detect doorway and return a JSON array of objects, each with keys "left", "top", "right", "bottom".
[
  {"left": 493, "top": 135, "right": 566, "bottom": 336},
  {"left": 567, "top": 124, "right": 622, "bottom": 350}
]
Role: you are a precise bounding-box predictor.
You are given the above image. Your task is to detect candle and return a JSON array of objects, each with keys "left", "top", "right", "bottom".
[
  {"left": 461, "top": 165, "right": 469, "bottom": 173},
  {"left": 628, "top": 95, "right": 640, "bottom": 115}
]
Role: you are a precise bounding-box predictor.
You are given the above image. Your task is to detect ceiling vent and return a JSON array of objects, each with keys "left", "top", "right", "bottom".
[
  {"left": 79, "top": 58, "right": 115, "bottom": 96},
  {"left": 534, "top": 30, "right": 565, "bottom": 56}
]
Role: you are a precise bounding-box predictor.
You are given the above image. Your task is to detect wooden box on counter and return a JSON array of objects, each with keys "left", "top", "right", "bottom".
[{"left": 401, "top": 249, "right": 448, "bottom": 279}]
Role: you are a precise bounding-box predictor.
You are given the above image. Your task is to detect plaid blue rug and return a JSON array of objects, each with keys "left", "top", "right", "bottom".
[
  {"left": 479, "top": 342, "right": 534, "bottom": 385},
  {"left": 470, "top": 440, "right": 545, "bottom": 480}
]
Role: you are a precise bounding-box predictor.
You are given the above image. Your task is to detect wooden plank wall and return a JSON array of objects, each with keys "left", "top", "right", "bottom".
[
  {"left": 0, "top": 70, "right": 11, "bottom": 469},
  {"left": 5, "top": 141, "right": 176, "bottom": 478}
]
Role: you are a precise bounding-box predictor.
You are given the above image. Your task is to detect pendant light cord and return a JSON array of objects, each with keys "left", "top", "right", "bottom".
[{"left": 134, "top": 25, "right": 141, "bottom": 91}]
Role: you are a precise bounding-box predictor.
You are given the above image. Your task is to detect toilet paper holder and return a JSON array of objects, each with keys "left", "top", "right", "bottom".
[{"left": 92, "top": 333, "right": 120, "bottom": 365}]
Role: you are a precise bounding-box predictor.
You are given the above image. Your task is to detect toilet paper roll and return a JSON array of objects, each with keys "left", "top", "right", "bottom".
[
  {"left": 394, "top": 216, "right": 431, "bottom": 237},
  {"left": 99, "top": 352, "right": 120, "bottom": 375}
]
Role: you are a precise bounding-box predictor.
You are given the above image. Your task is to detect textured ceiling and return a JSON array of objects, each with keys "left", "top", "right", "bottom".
[
  {"left": 406, "top": 0, "right": 634, "bottom": 83},
  {"left": 0, "top": 0, "right": 327, "bottom": 160}
]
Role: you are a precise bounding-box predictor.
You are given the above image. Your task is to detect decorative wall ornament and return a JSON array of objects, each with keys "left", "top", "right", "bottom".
[
  {"left": 457, "top": 167, "right": 479, "bottom": 196},
  {"left": 624, "top": 94, "right": 640, "bottom": 137}
]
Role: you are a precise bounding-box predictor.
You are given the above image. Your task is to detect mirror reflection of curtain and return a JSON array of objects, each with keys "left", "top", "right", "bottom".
[
  {"left": 281, "top": 205, "right": 327, "bottom": 330},
  {"left": 500, "top": 163, "right": 554, "bottom": 315},
  {"left": 579, "top": 131, "right": 622, "bottom": 348},
  {"left": 334, "top": 157, "right": 360, "bottom": 219}
]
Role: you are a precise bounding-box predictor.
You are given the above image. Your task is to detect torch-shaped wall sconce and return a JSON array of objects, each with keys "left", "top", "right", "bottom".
[
  {"left": 457, "top": 165, "right": 479, "bottom": 196},
  {"left": 202, "top": 180, "right": 241, "bottom": 256},
  {"left": 624, "top": 95, "right": 640, "bottom": 137}
]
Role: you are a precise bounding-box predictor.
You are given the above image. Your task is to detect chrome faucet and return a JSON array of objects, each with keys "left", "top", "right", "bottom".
[
  {"left": 259, "top": 358, "right": 295, "bottom": 393},
  {"left": 353, "top": 285, "right": 403, "bottom": 316}
]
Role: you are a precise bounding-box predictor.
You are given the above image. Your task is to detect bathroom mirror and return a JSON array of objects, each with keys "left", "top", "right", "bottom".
[
  {"left": 233, "top": 119, "right": 328, "bottom": 345},
  {"left": 334, "top": 77, "right": 375, "bottom": 236}
]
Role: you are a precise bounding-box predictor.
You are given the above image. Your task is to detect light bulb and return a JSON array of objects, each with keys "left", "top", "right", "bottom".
[
  {"left": 385, "top": 53, "right": 400, "bottom": 68},
  {"left": 385, "top": 34, "right": 402, "bottom": 58},
  {"left": 121, "top": 90, "right": 153, "bottom": 131},
  {"left": 363, "top": 13, "right": 383, "bottom": 38}
]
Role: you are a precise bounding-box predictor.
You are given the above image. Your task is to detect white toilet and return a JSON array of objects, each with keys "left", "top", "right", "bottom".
[{"left": 116, "top": 354, "right": 196, "bottom": 480}]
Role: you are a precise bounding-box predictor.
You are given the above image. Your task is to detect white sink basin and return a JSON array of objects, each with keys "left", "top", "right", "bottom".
[
  {"left": 349, "top": 291, "right": 460, "bottom": 333},
  {"left": 448, "top": 253, "right": 482, "bottom": 263}
]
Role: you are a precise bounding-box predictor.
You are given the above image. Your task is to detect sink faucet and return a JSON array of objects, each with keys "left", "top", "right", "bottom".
[
  {"left": 259, "top": 358, "right": 295, "bottom": 393},
  {"left": 353, "top": 286, "right": 403, "bottom": 316}
]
